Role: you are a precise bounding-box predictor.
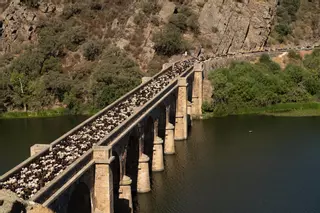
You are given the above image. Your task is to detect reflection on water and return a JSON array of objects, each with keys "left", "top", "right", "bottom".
[{"left": 1, "top": 115, "right": 320, "bottom": 212}]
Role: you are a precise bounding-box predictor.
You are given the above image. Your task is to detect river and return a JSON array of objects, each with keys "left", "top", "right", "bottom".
[{"left": 1, "top": 115, "right": 320, "bottom": 212}]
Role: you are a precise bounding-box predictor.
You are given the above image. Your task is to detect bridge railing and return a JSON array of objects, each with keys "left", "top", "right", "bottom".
[{"left": 31, "top": 64, "right": 194, "bottom": 204}]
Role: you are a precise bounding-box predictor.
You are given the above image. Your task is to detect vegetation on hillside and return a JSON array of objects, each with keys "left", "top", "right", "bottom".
[
  {"left": 0, "top": 17, "right": 142, "bottom": 115},
  {"left": 204, "top": 49, "right": 320, "bottom": 116},
  {"left": 269, "top": 0, "right": 320, "bottom": 45},
  {"left": 0, "top": 0, "right": 147, "bottom": 116},
  {"left": 153, "top": 6, "right": 199, "bottom": 56}
]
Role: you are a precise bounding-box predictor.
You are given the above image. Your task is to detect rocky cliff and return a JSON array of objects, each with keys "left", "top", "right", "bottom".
[
  {"left": 0, "top": 0, "right": 58, "bottom": 53},
  {"left": 1, "top": 0, "right": 319, "bottom": 63},
  {"left": 198, "top": 0, "right": 277, "bottom": 55}
]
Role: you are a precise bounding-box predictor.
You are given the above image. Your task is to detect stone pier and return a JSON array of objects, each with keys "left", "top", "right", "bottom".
[
  {"left": 175, "top": 77, "right": 188, "bottom": 140},
  {"left": 93, "top": 146, "right": 114, "bottom": 213},
  {"left": 119, "top": 175, "right": 133, "bottom": 213},
  {"left": 152, "top": 137, "right": 164, "bottom": 172},
  {"left": 137, "top": 154, "right": 151, "bottom": 193},
  {"left": 192, "top": 62, "right": 203, "bottom": 118},
  {"left": 164, "top": 123, "right": 175, "bottom": 154}
]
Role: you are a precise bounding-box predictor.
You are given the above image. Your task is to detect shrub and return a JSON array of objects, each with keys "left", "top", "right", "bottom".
[
  {"left": 169, "top": 14, "right": 188, "bottom": 32},
  {"left": 83, "top": 40, "right": 102, "bottom": 61},
  {"left": 303, "top": 49, "right": 320, "bottom": 71},
  {"left": 153, "top": 25, "right": 188, "bottom": 56},
  {"left": 62, "top": 27, "right": 86, "bottom": 51},
  {"left": 202, "top": 101, "right": 214, "bottom": 113},
  {"left": 62, "top": 4, "right": 82, "bottom": 20},
  {"left": 186, "top": 15, "right": 200, "bottom": 34},
  {"left": 134, "top": 12, "right": 147, "bottom": 26},
  {"left": 21, "top": 0, "right": 39, "bottom": 8},
  {"left": 275, "top": 24, "right": 291, "bottom": 36},
  {"left": 288, "top": 50, "right": 302, "bottom": 60},
  {"left": 141, "top": 0, "right": 161, "bottom": 15},
  {"left": 150, "top": 15, "right": 160, "bottom": 26}
]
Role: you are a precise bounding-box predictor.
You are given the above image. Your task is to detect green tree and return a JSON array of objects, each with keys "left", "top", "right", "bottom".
[{"left": 153, "top": 25, "right": 188, "bottom": 56}]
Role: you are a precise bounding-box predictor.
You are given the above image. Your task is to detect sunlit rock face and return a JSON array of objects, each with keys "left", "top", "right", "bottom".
[{"left": 198, "top": 0, "right": 278, "bottom": 55}]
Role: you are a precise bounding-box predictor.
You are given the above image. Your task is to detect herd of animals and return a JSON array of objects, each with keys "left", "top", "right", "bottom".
[{"left": 0, "top": 58, "right": 197, "bottom": 200}]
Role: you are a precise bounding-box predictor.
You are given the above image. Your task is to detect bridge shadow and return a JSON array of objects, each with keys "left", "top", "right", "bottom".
[
  {"left": 67, "top": 182, "right": 91, "bottom": 213},
  {"left": 144, "top": 116, "right": 154, "bottom": 186},
  {"left": 126, "top": 131, "right": 139, "bottom": 193},
  {"left": 117, "top": 199, "right": 132, "bottom": 213},
  {"left": 111, "top": 151, "right": 121, "bottom": 213}
]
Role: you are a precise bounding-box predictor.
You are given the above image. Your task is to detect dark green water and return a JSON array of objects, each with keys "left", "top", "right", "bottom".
[
  {"left": 0, "top": 116, "right": 88, "bottom": 175},
  {"left": 1, "top": 115, "right": 320, "bottom": 212}
]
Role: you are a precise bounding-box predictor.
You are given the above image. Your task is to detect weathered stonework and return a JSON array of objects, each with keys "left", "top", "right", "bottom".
[
  {"left": 93, "top": 146, "right": 113, "bottom": 213},
  {"left": 198, "top": 0, "right": 278, "bottom": 55},
  {"left": 30, "top": 144, "right": 50, "bottom": 157},
  {"left": 192, "top": 62, "right": 204, "bottom": 118},
  {"left": 137, "top": 154, "right": 151, "bottom": 193},
  {"left": 152, "top": 137, "right": 164, "bottom": 172},
  {"left": 164, "top": 123, "right": 175, "bottom": 155},
  {"left": 175, "top": 78, "right": 188, "bottom": 140},
  {"left": 119, "top": 175, "right": 132, "bottom": 213}
]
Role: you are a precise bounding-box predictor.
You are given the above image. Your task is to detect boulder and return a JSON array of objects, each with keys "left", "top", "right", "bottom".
[
  {"left": 0, "top": 190, "right": 54, "bottom": 213},
  {"left": 0, "top": 190, "right": 28, "bottom": 213}
]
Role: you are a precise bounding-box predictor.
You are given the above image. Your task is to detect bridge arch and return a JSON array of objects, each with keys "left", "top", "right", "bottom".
[
  {"left": 125, "top": 128, "right": 140, "bottom": 193},
  {"left": 111, "top": 150, "right": 121, "bottom": 212},
  {"left": 67, "top": 182, "right": 91, "bottom": 213},
  {"left": 144, "top": 116, "right": 154, "bottom": 173},
  {"left": 157, "top": 103, "right": 167, "bottom": 140},
  {"left": 168, "top": 93, "right": 177, "bottom": 125}
]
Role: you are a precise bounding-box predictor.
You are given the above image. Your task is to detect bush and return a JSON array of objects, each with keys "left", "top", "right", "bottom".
[
  {"left": 141, "top": 0, "right": 161, "bottom": 15},
  {"left": 153, "top": 25, "right": 188, "bottom": 56},
  {"left": 187, "top": 15, "right": 200, "bottom": 34},
  {"left": 62, "top": 4, "right": 82, "bottom": 20},
  {"left": 202, "top": 101, "right": 214, "bottom": 113},
  {"left": 169, "top": 14, "right": 188, "bottom": 32},
  {"left": 303, "top": 49, "right": 320, "bottom": 71},
  {"left": 288, "top": 50, "right": 302, "bottom": 60},
  {"left": 207, "top": 55, "right": 320, "bottom": 116},
  {"left": 21, "top": 0, "right": 39, "bottom": 8},
  {"left": 168, "top": 6, "right": 199, "bottom": 34},
  {"left": 83, "top": 40, "right": 102, "bottom": 61},
  {"left": 134, "top": 12, "right": 147, "bottom": 26},
  {"left": 62, "top": 26, "right": 86, "bottom": 51},
  {"left": 275, "top": 24, "right": 291, "bottom": 36}
]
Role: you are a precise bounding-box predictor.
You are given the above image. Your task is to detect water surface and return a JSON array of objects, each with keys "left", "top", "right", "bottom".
[
  {"left": 137, "top": 116, "right": 320, "bottom": 213},
  {"left": 1, "top": 115, "right": 320, "bottom": 212}
]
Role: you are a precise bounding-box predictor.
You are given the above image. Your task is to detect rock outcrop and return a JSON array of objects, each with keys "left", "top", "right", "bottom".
[
  {"left": 198, "top": 0, "right": 278, "bottom": 56},
  {"left": 0, "top": 0, "right": 56, "bottom": 53},
  {"left": 0, "top": 190, "right": 54, "bottom": 213}
]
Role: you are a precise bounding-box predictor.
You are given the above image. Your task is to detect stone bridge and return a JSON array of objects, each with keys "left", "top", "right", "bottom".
[{"left": 0, "top": 58, "right": 204, "bottom": 213}]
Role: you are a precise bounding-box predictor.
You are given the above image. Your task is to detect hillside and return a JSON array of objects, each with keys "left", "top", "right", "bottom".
[{"left": 0, "top": 0, "right": 319, "bottom": 115}]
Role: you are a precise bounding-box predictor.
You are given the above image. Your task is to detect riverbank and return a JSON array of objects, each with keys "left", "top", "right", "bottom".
[
  {"left": 0, "top": 108, "right": 98, "bottom": 119},
  {"left": 203, "top": 102, "right": 320, "bottom": 118}
]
